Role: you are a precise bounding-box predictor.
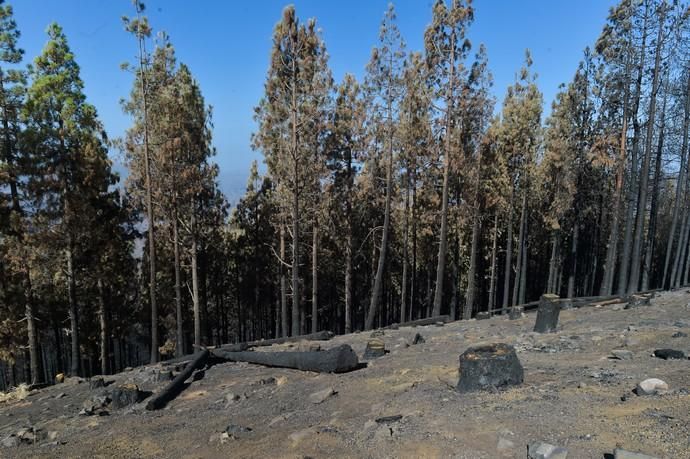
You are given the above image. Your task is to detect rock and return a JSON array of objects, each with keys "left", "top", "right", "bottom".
[
  {"left": 288, "top": 428, "right": 313, "bottom": 445},
  {"left": 672, "top": 331, "right": 687, "bottom": 338},
  {"left": 509, "top": 306, "right": 524, "bottom": 320},
  {"left": 610, "top": 349, "right": 633, "bottom": 360},
  {"left": 225, "top": 424, "right": 252, "bottom": 438},
  {"left": 309, "top": 387, "right": 336, "bottom": 404},
  {"left": 370, "top": 330, "right": 385, "bottom": 338},
  {"left": 412, "top": 333, "right": 425, "bottom": 345},
  {"left": 363, "top": 338, "right": 386, "bottom": 359},
  {"left": 527, "top": 442, "right": 569, "bottom": 459},
  {"left": 110, "top": 383, "right": 146, "bottom": 409},
  {"left": 625, "top": 294, "right": 650, "bottom": 309},
  {"left": 497, "top": 437, "right": 515, "bottom": 450},
  {"left": 144, "top": 369, "right": 173, "bottom": 383},
  {"left": 88, "top": 377, "right": 105, "bottom": 389},
  {"left": 457, "top": 343, "right": 524, "bottom": 392},
  {"left": 534, "top": 294, "right": 561, "bottom": 333},
  {"left": 476, "top": 311, "right": 490, "bottom": 320},
  {"left": 375, "top": 415, "right": 402, "bottom": 424},
  {"left": 390, "top": 323, "right": 399, "bottom": 330},
  {"left": 55, "top": 392, "right": 67, "bottom": 399},
  {"left": 224, "top": 393, "right": 241, "bottom": 404},
  {"left": 47, "top": 431, "right": 58, "bottom": 441},
  {"left": 1, "top": 435, "right": 20, "bottom": 448},
  {"left": 635, "top": 378, "right": 669, "bottom": 396},
  {"left": 624, "top": 336, "right": 640, "bottom": 347},
  {"left": 653, "top": 349, "right": 687, "bottom": 360},
  {"left": 55, "top": 373, "right": 64, "bottom": 384},
  {"left": 613, "top": 448, "right": 660, "bottom": 459}
]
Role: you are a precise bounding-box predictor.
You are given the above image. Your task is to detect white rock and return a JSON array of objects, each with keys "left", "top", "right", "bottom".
[
  {"left": 497, "top": 437, "right": 515, "bottom": 450},
  {"left": 635, "top": 378, "right": 668, "bottom": 395},
  {"left": 528, "top": 442, "right": 568, "bottom": 459},
  {"left": 309, "top": 387, "right": 336, "bottom": 404}
]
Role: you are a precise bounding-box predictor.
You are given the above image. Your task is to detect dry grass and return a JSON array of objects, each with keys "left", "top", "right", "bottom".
[{"left": 0, "top": 383, "right": 30, "bottom": 403}]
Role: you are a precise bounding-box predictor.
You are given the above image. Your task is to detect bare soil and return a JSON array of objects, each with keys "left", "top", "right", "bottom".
[{"left": 1, "top": 290, "right": 689, "bottom": 458}]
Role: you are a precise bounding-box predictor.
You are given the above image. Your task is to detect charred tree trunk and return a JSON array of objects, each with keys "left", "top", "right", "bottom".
[
  {"left": 280, "top": 224, "right": 288, "bottom": 337},
  {"left": 488, "top": 213, "right": 499, "bottom": 313},
  {"left": 191, "top": 204, "right": 201, "bottom": 349},
  {"left": 502, "top": 186, "right": 515, "bottom": 313},
  {"left": 311, "top": 223, "right": 318, "bottom": 333},
  {"left": 512, "top": 193, "right": 527, "bottom": 307},
  {"left": 628, "top": 6, "right": 665, "bottom": 294},
  {"left": 97, "top": 277, "right": 109, "bottom": 375},
  {"left": 173, "top": 212, "right": 183, "bottom": 357},
  {"left": 567, "top": 223, "right": 579, "bottom": 299}
]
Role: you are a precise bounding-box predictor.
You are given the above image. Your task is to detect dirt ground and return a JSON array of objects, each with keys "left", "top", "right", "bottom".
[{"left": 1, "top": 290, "right": 689, "bottom": 459}]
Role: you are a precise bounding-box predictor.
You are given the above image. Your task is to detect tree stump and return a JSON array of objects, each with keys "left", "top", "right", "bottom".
[
  {"left": 456, "top": 343, "right": 523, "bottom": 392},
  {"left": 534, "top": 294, "right": 560, "bottom": 333},
  {"left": 476, "top": 312, "right": 490, "bottom": 320},
  {"left": 509, "top": 306, "right": 524, "bottom": 320}
]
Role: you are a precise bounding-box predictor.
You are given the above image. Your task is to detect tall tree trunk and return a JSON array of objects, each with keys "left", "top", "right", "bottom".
[
  {"left": 519, "top": 223, "right": 528, "bottom": 305},
  {"left": 618, "top": 7, "right": 649, "bottom": 295},
  {"left": 291, "top": 176, "right": 300, "bottom": 336},
  {"left": 601, "top": 60, "right": 631, "bottom": 295},
  {"left": 547, "top": 233, "right": 559, "bottom": 293},
  {"left": 401, "top": 170, "right": 410, "bottom": 324},
  {"left": 344, "top": 150, "right": 354, "bottom": 334},
  {"left": 97, "top": 277, "right": 109, "bottom": 375},
  {"left": 512, "top": 194, "right": 527, "bottom": 307},
  {"left": 464, "top": 147, "right": 482, "bottom": 319},
  {"left": 173, "top": 212, "right": 183, "bottom": 357},
  {"left": 662, "top": 72, "right": 690, "bottom": 288},
  {"left": 628, "top": 6, "right": 665, "bottom": 294},
  {"left": 432, "top": 30, "right": 456, "bottom": 318},
  {"left": 311, "top": 224, "right": 318, "bottom": 333},
  {"left": 280, "top": 224, "right": 288, "bottom": 337},
  {"left": 191, "top": 205, "right": 201, "bottom": 348},
  {"left": 488, "top": 213, "right": 499, "bottom": 313},
  {"left": 410, "top": 167, "right": 418, "bottom": 321},
  {"left": 365, "top": 141, "right": 393, "bottom": 330},
  {"left": 66, "top": 234, "right": 79, "bottom": 376},
  {"left": 24, "top": 270, "right": 40, "bottom": 384},
  {"left": 502, "top": 186, "right": 515, "bottom": 314},
  {"left": 642, "top": 88, "right": 667, "bottom": 290},
  {"left": 567, "top": 223, "right": 579, "bottom": 299}
]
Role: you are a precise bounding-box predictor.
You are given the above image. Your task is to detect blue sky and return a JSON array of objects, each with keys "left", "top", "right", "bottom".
[{"left": 12, "top": 0, "right": 617, "bottom": 203}]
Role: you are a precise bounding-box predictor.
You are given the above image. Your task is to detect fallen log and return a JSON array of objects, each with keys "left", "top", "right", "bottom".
[
  {"left": 386, "top": 315, "right": 450, "bottom": 329},
  {"left": 146, "top": 349, "right": 209, "bottom": 411},
  {"left": 211, "top": 344, "right": 359, "bottom": 373},
  {"left": 245, "top": 330, "right": 334, "bottom": 348}
]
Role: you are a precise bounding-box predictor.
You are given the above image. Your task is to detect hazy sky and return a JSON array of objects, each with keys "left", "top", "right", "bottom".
[{"left": 13, "top": 0, "right": 617, "bottom": 203}]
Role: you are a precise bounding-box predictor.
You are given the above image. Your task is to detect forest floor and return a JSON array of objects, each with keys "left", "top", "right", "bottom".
[{"left": 1, "top": 291, "right": 690, "bottom": 459}]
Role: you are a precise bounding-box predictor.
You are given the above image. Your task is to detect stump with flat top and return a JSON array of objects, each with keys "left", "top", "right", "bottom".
[
  {"left": 534, "top": 294, "right": 561, "bottom": 333},
  {"left": 509, "top": 306, "right": 524, "bottom": 320},
  {"left": 456, "top": 343, "right": 524, "bottom": 392}
]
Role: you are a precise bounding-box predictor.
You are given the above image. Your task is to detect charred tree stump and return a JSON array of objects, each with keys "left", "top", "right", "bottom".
[
  {"left": 146, "top": 349, "right": 209, "bottom": 411},
  {"left": 212, "top": 344, "right": 359, "bottom": 373},
  {"left": 457, "top": 343, "right": 523, "bottom": 392},
  {"left": 534, "top": 294, "right": 561, "bottom": 333},
  {"left": 509, "top": 306, "right": 524, "bottom": 320}
]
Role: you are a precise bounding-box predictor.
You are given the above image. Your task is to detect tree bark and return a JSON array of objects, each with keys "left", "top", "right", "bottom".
[
  {"left": 488, "top": 213, "right": 499, "bottom": 313},
  {"left": 173, "top": 212, "right": 183, "bottom": 357},
  {"left": 502, "top": 186, "right": 515, "bottom": 314},
  {"left": 432, "top": 29, "right": 456, "bottom": 318},
  {"left": 311, "top": 223, "right": 318, "bottom": 333},
  {"left": 628, "top": 6, "right": 665, "bottom": 294},
  {"left": 66, "top": 234, "right": 79, "bottom": 376},
  {"left": 365, "top": 140, "right": 393, "bottom": 330},
  {"left": 280, "top": 224, "right": 288, "bottom": 337},
  {"left": 567, "top": 223, "right": 579, "bottom": 299},
  {"left": 191, "top": 203, "right": 201, "bottom": 349},
  {"left": 642, "top": 87, "right": 667, "bottom": 290},
  {"left": 401, "top": 169, "right": 410, "bottom": 325},
  {"left": 24, "top": 270, "right": 41, "bottom": 384},
  {"left": 512, "top": 193, "right": 527, "bottom": 307},
  {"left": 97, "top": 277, "right": 109, "bottom": 375},
  {"left": 662, "top": 73, "right": 690, "bottom": 288}
]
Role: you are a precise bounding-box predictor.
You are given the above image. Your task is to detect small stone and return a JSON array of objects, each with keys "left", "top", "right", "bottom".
[
  {"left": 635, "top": 378, "right": 669, "bottom": 396},
  {"left": 527, "top": 442, "right": 569, "bottom": 459},
  {"left": 476, "top": 311, "right": 490, "bottom": 320},
  {"left": 375, "top": 415, "right": 402, "bottom": 424},
  {"left": 625, "top": 294, "right": 650, "bottom": 309},
  {"left": 225, "top": 424, "right": 252, "bottom": 439},
  {"left": 363, "top": 339, "right": 386, "bottom": 359},
  {"left": 288, "top": 428, "right": 312, "bottom": 445},
  {"left": 613, "top": 448, "right": 660, "bottom": 459},
  {"left": 509, "top": 306, "right": 524, "bottom": 320},
  {"left": 578, "top": 382, "right": 587, "bottom": 389},
  {"left": 610, "top": 349, "right": 633, "bottom": 360},
  {"left": 1, "top": 435, "right": 20, "bottom": 448},
  {"left": 225, "top": 393, "right": 241, "bottom": 404},
  {"left": 47, "top": 431, "right": 58, "bottom": 441},
  {"left": 412, "top": 333, "right": 425, "bottom": 345},
  {"left": 671, "top": 331, "right": 687, "bottom": 338},
  {"left": 624, "top": 336, "right": 640, "bottom": 347},
  {"left": 370, "top": 330, "right": 385, "bottom": 338},
  {"left": 308, "top": 387, "right": 336, "bottom": 404},
  {"left": 497, "top": 437, "right": 515, "bottom": 450},
  {"left": 55, "top": 392, "right": 67, "bottom": 399},
  {"left": 653, "top": 349, "right": 686, "bottom": 360},
  {"left": 88, "top": 377, "right": 105, "bottom": 389},
  {"left": 55, "top": 373, "right": 64, "bottom": 384}
]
